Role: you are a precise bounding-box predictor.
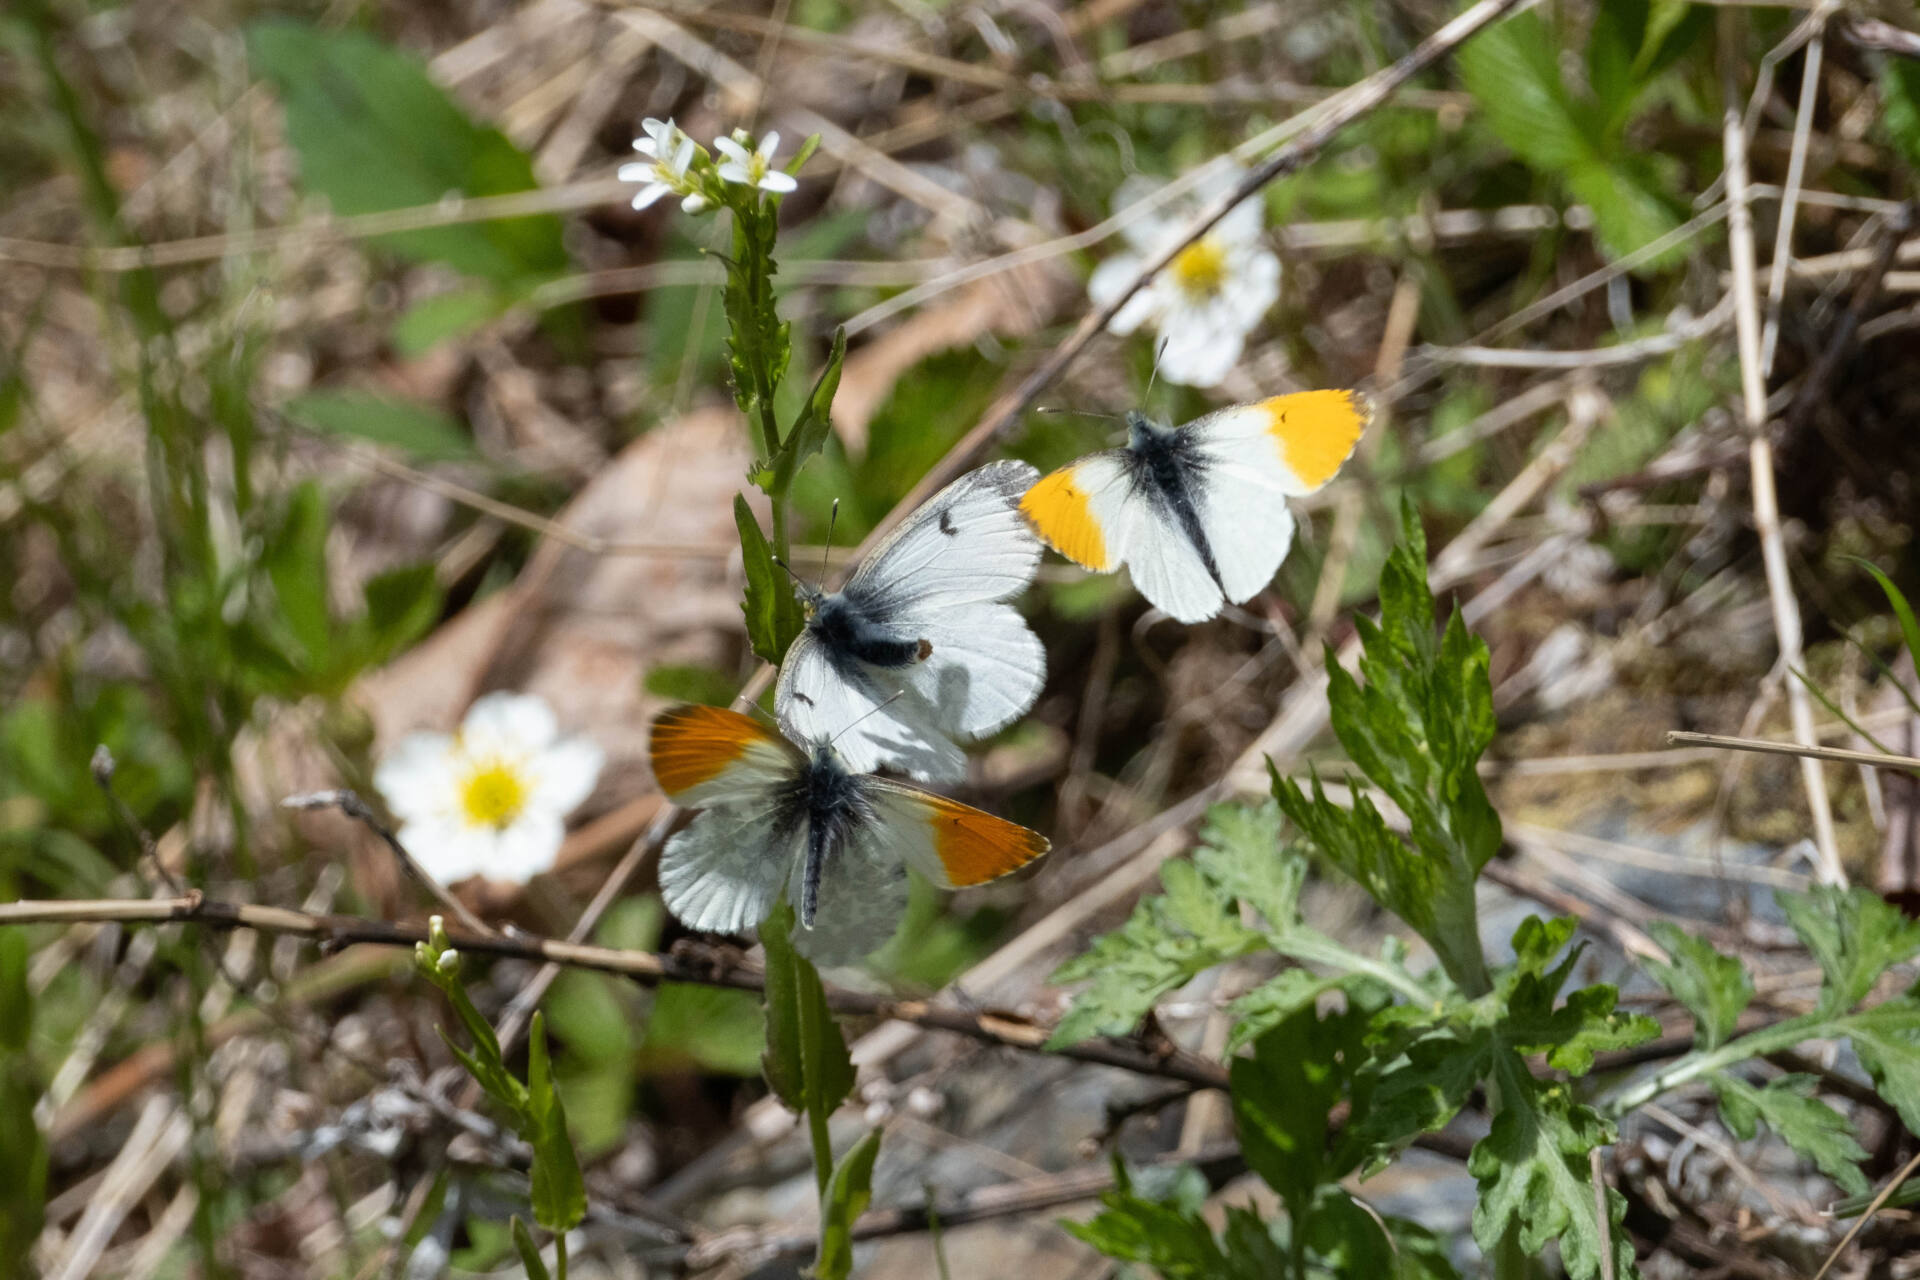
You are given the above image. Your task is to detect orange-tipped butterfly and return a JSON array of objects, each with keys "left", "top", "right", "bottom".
[
  {"left": 649, "top": 704, "right": 1049, "bottom": 963},
  {"left": 1020, "top": 390, "right": 1371, "bottom": 623}
]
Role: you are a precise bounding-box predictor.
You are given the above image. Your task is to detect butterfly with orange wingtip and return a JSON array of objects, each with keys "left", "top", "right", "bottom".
[
  {"left": 649, "top": 703, "right": 1049, "bottom": 963},
  {"left": 1019, "top": 390, "right": 1371, "bottom": 623}
]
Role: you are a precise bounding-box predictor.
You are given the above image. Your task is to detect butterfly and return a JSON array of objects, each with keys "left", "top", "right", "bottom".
[
  {"left": 775, "top": 460, "right": 1046, "bottom": 782},
  {"left": 649, "top": 703, "right": 1049, "bottom": 962},
  {"left": 1019, "top": 390, "right": 1371, "bottom": 623}
]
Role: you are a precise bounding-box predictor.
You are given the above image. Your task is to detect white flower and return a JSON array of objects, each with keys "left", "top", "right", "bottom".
[
  {"left": 713, "top": 130, "right": 798, "bottom": 195},
  {"left": 374, "top": 692, "right": 604, "bottom": 885},
  {"left": 618, "top": 118, "right": 699, "bottom": 211},
  {"left": 1087, "top": 167, "right": 1281, "bottom": 387}
]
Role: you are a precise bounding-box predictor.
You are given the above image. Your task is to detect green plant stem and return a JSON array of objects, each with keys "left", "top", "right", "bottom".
[
  {"left": 556, "top": 1230, "right": 568, "bottom": 1280},
  {"left": 1278, "top": 933, "right": 1436, "bottom": 1007},
  {"left": 1602, "top": 1013, "right": 1824, "bottom": 1116},
  {"left": 807, "top": 1103, "right": 835, "bottom": 1197}
]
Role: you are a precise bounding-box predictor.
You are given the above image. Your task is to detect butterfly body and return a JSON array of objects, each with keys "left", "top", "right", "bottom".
[
  {"left": 651, "top": 704, "right": 1049, "bottom": 961},
  {"left": 1021, "top": 390, "right": 1370, "bottom": 622},
  {"left": 776, "top": 460, "right": 1045, "bottom": 781}
]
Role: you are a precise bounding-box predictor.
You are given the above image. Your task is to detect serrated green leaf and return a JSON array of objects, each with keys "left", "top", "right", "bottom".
[
  {"left": 734, "top": 494, "right": 804, "bottom": 665},
  {"left": 1470, "top": 1053, "right": 1637, "bottom": 1280},
  {"left": 1779, "top": 885, "right": 1920, "bottom": 1013},
  {"left": 1231, "top": 1007, "right": 1368, "bottom": 1217},
  {"left": 510, "top": 1217, "right": 552, "bottom": 1280},
  {"left": 814, "top": 1126, "right": 881, "bottom": 1280},
  {"left": 248, "top": 21, "right": 567, "bottom": 282},
  {"left": 526, "top": 1011, "right": 586, "bottom": 1232},
  {"left": 1712, "top": 1073, "right": 1869, "bottom": 1195},
  {"left": 1062, "top": 1161, "right": 1274, "bottom": 1280},
  {"left": 282, "top": 389, "right": 478, "bottom": 462},
  {"left": 1350, "top": 1027, "right": 1492, "bottom": 1171},
  {"left": 1225, "top": 969, "right": 1348, "bottom": 1052},
  {"left": 1840, "top": 997, "right": 1920, "bottom": 1134},
  {"left": 1191, "top": 800, "right": 1298, "bottom": 931},
  {"left": 1644, "top": 921, "right": 1753, "bottom": 1048},
  {"left": 759, "top": 898, "right": 855, "bottom": 1117}
]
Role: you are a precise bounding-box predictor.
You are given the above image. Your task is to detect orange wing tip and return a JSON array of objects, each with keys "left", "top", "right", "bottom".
[
  {"left": 648, "top": 704, "right": 773, "bottom": 798},
  {"left": 1020, "top": 469, "right": 1111, "bottom": 571},
  {"left": 928, "top": 802, "right": 1051, "bottom": 887},
  {"left": 1262, "top": 389, "right": 1370, "bottom": 492}
]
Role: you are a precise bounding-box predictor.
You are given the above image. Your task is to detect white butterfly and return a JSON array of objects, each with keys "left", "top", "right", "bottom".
[
  {"left": 775, "top": 460, "right": 1045, "bottom": 781},
  {"left": 1020, "top": 390, "right": 1370, "bottom": 623},
  {"left": 650, "top": 704, "right": 1049, "bottom": 963}
]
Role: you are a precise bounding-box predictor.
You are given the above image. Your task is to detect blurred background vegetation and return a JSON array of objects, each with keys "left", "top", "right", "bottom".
[{"left": 5, "top": 0, "right": 1920, "bottom": 1274}]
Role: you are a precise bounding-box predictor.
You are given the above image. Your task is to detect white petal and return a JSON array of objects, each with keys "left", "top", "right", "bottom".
[
  {"left": 1090, "top": 255, "right": 1166, "bottom": 336},
  {"left": 616, "top": 162, "right": 653, "bottom": 182},
  {"left": 527, "top": 737, "right": 605, "bottom": 817},
  {"left": 630, "top": 183, "right": 670, "bottom": 211},
  {"left": 713, "top": 137, "right": 751, "bottom": 165},
  {"left": 401, "top": 820, "right": 490, "bottom": 884},
  {"left": 682, "top": 193, "right": 711, "bottom": 214},
  {"left": 375, "top": 733, "right": 458, "bottom": 821},
  {"left": 716, "top": 162, "right": 752, "bottom": 186},
  {"left": 758, "top": 171, "right": 798, "bottom": 194},
  {"left": 1222, "top": 250, "right": 1281, "bottom": 327},
  {"left": 487, "top": 810, "right": 567, "bottom": 883},
  {"left": 460, "top": 692, "right": 557, "bottom": 756},
  {"left": 669, "top": 135, "right": 696, "bottom": 175},
  {"left": 1215, "top": 193, "right": 1265, "bottom": 246},
  {"left": 1157, "top": 317, "right": 1243, "bottom": 387},
  {"left": 757, "top": 131, "right": 781, "bottom": 161}
]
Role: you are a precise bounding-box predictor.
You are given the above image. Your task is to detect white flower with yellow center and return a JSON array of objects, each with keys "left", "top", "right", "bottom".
[
  {"left": 374, "top": 693, "right": 604, "bottom": 885},
  {"left": 618, "top": 117, "right": 700, "bottom": 211},
  {"left": 1086, "top": 168, "right": 1282, "bottom": 388},
  {"left": 713, "top": 130, "right": 798, "bottom": 195}
]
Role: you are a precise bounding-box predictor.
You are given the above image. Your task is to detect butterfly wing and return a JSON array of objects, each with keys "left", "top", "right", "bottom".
[
  {"left": 1181, "top": 390, "right": 1370, "bottom": 605},
  {"left": 1019, "top": 451, "right": 1137, "bottom": 574},
  {"left": 650, "top": 704, "right": 805, "bottom": 936},
  {"left": 846, "top": 460, "right": 1043, "bottom": 612},
  {"left": 861, "top": 775, "right": 1050, "bottom": 889}
]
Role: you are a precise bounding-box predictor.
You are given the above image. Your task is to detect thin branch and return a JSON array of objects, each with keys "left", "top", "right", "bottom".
[
  {"left": 0, "top": 894, "right": 1230, "bottom": 1090},
  {"left": 1667, "top": 729, "right": 1920, "bottom": 775},
  {"left": 1810, "top": 1148, "right": 1920, "bottom": 1280},
  {"left": 282, "top": 790, "right": 496, "bottom": 937},
  {"left": 1719, "top": 9, "right": 1845, "bottom": 885}
]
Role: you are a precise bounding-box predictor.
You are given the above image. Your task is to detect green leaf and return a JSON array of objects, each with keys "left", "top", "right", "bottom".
[
  {"left": 260, "top": 481, "right": 332, "bottom": 666},
  {"left": 1643, "top": 921, "right": 1753, "bottom": 1048},
  {"left": 0, "top": 931, "right": 46, "bottom": 1277},
  {"left": 247, "top": 21, "right": 567, "bottom": 282},
  {"left": 526, "top": 1012, "right": 587, "bottom": 1233},
  {"left": 771, "top": 325, "right": 846, "bottom": 494},
  {"left": 1779, "top": 885, "right": 1920, "bottom": 1013},
  {"left": 509, "top": 1217, "right": 552, "bottom": 1280},
  {"left": 640, "top": 983, "right": 764, "bottom": 1076},
  {"left": 1350, "top": 1027, "right": 1492, "bottom": 1170},
  {"left": 282, "top": 390, "right": 477, "bottom": 462},
  {"left": 357, "top": 564, "right": 442, "bottom": 662},
  {"left": 1225, "top": 968, "right": 1349, "bottom": 1053},
  {"left": 1063, "top": 1162, "right": 1273, "bottom": 1280},
  {"left": 1840, "top": 997, "right": 1920, "bottom": 1134},
  {"left": 1470, "top": 1052, "right": 1637, "bottom": 1280},
  {"left": 734, "top": 494, "right": 805, "bottom": 665},
  {"left": 719, "top": 201, "right": 792, "bottom": 461},
  {"left": 1712, "top": 1074, "right": 1869, "bottom": 1195},
  {"left": 392, "top": 286, "right": 514, "bottom": 356},
  {"left": 1498, "top": 917, "right": 1660, "bottom": 1075},
  {"left": 1881, "top": 58, "right": 1920, "bottom": 170},
  {"left": 814, "top": 1127, "right": 882, "bottom": 1280},
  {"left": 1851, "top": 557, "right": 1920, "bottom": 681},
  {"left": 759, "top": 898, "right": 855, "bottom": 1118},
  {"left": 1231, "top": 1006, "right": 1368, "bottom": 1218},
  {"left": 1587, "top": 0, "right": 1648, "bottom": 132}
]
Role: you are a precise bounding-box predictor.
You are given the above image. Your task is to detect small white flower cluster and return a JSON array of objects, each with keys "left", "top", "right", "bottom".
[
  {"left": 1088, "top": 166, "right": 1282, "bottom": 388},
  {"left": 374, "top": 692, "right": 603, "bottom": 886},
  {"left": 617, "top": 118, "right": 798, "bottom": 215}
]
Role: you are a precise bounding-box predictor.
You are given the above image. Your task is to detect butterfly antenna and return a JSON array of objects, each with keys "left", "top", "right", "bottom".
[
  {"left": 827, "top": 689, "right": 909, "bottom": 748},
  {"left": 822, "top": 498, "right": 839, "bottom": 583},
  {"left": 1037, "top": 406, "right": 1123, "bottom": 423},
  {"left": 1145, "top": 333, "right": 1167, "bottom": 403}
]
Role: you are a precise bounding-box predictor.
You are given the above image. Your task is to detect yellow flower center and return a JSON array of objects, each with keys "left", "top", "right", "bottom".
[
  {"left": 459, "top": 761, "right": 529, "bottom": 830},
  {"left": 1170, "top": 239, "right": 1228, "bottom": 300}
]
